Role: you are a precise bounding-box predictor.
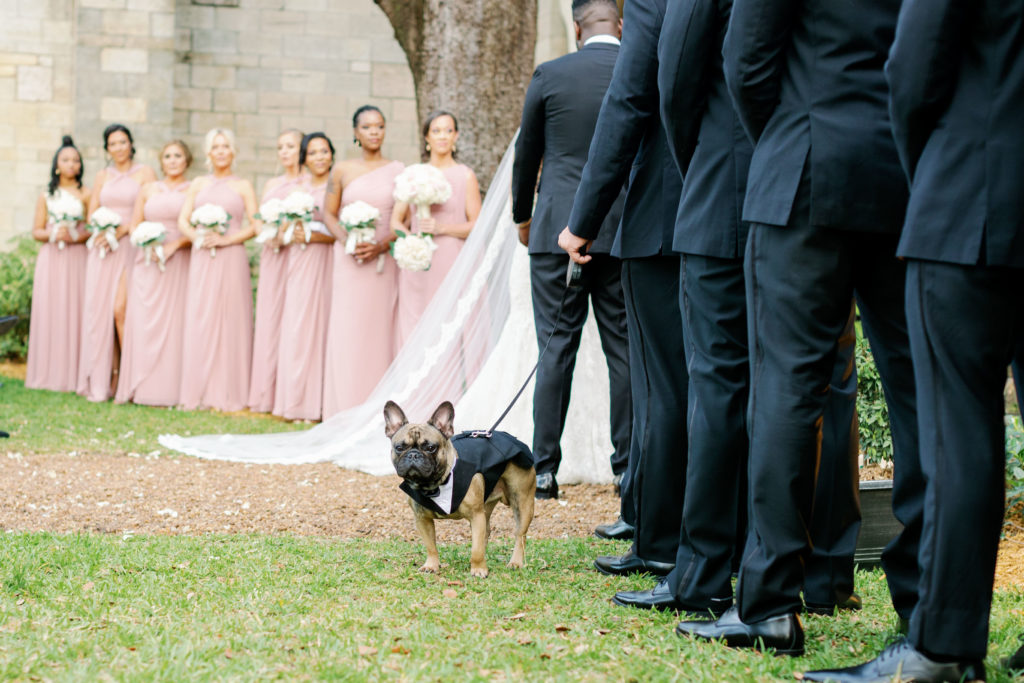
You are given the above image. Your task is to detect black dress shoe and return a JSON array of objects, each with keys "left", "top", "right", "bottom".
[
  {"left": 593, "top": 549, "right": 674, "bottom": 577},
  {"left": 594, "top": 517, "right": 634, "bottom": 541},
  {"left": 676, "top": 605, "right": 805, "bottom": 657},
  {"left": 612, "top": 578, "right": 730, "bottom": 618},
  {"left": 535, "top": 473, "right": 558, "bottom": 500},
  {"left": 1004, "top": 641, "right": 1024, "bottom": 671},
  {"left": 804, "top": 592, "right": 863, "bottom": 616},
  {"left": 799, "top": 638, "right": 985, "bottom": 682}
]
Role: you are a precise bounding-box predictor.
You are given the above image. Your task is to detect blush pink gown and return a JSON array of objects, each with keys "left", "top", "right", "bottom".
[
  {"left": 25, "top": 189, "right": 88, "bottom": 392},
  {"left": 322, "top": 161, "right": 403, "bottom": 418},
  {"left": 179, "top": 176, "right": 253, "bottom": 412},
  {"left": 272, "top": 181, "right": 333, "bottom": 421},
  {"left": 77, "top": 164, "right": 144, "bottom": 401},
  {"left": 248, "top": 174, "right": 307, "bottom": 412},
  {"left": 395, "top": 163, "right": 470, "bottom": 348},
  {"left": 115, "top": 181, "right": 190, "bottom": 406}
]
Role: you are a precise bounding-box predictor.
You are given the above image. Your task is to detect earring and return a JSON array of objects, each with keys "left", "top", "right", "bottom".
[
  {"left": 353, "top": 138, "right": 361, "bottom": 146},
  {"left": 426, "top": 143, "right": 431, "bottom": 152}
]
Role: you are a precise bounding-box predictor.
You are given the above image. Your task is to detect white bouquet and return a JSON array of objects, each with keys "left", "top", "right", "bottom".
[
  {"left": 190, "top": 203, "right": 230, "bottom": 258},
  {"left": 86, "top": 206, "right": 122, "bottom": 258},
  {"left": 340, "top": 200, "right": 384, "bottom": 273},
  {"left": 393, "top": 164, "right": 452, "bottom": 219},
  {"left": 130, "top": 221, "right": 168, "bottom": 271},
  {"left": 46, "top": 192, "right": 83, "bottom": 250},
  {"left": 254, "top": 197, "right": 285, "bottom": 248},
  {"left": 280, "top": 190, "right": 317, "bottom": 248},
  {"left": 391, "top": 229, "right": 438, "bottom": 272}
]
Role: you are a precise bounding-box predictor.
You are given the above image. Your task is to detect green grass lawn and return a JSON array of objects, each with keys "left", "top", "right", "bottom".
[
  {"left": 1, "top": 534, "right": 1018, "bottom": 681},
  {"left": 0, "top": 373, "right": 304, "bottom": 456}
]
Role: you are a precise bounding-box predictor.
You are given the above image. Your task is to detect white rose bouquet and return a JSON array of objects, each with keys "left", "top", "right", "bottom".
[
  {"left": 391, "top": 229, "right": 438, "bottom": 272},
  {"left": 340, "top": 200, "right": 385, "bottom": 273},
  {"left": 130, "top": 221, "right": 168, "bottom": 271},
  {"left": 280, "top": 190, "right": 317, "bottom": 248},
  {"left": 190, "top": 203, "right": 230, "bottom": 258},
  {"left": 254, "top": 197, "right": 285, "bottom": 249},
  {"left": 393, "top": 164, "right": 452, "bottom": 220},
  {"left": 46, "top": 192, "right": 83, "bottom": 250},
  {"left": 85, "top": 206, "right": 122, "bottom": 258}
]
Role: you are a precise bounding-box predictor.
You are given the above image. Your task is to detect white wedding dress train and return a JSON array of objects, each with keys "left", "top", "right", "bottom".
[{"left": 160, "top": 137, "right": 615, "bottom": 484}]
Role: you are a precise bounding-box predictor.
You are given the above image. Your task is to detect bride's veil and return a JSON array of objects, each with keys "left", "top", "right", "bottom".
[{"left": 160, "top": 135, "right": 615, "bottom": 484}]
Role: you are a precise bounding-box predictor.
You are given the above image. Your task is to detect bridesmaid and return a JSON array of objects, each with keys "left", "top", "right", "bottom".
[
  {"left": 390, "top": 110, "right": 481, "bottom": 347},
  {"left": 322, "top": 105, "right": 404, "bottom": 417},
  {"left": 25, "top": 136, "right": 91, "bottom": 392},
  {"left": 177, "top": 129, "right": 260, "bottom": 412},
  {"left": 115, "top": 140, "right": 193, "bottom": 406},
  {"left": 78, "top": 123, "right": 156, "bottom": 400},
  {"left": 248, "top": 129, "right": 306, "bottom": 413},
  {"left": 272, "top": 132, "right": 336, "bottom": 421}
]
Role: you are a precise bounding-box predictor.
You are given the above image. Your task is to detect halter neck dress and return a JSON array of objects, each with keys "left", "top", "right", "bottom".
[
  {"left": 322, "top": 160, "right": 403, "bottom": 418},
  {"left": 272, "top": 180, "right": 333, "bottom": 421},
  {"left": 178, "top": 175, "right": 253, "bottom": 412},
  {"left": 25, "top": 188, "right": 88, "bottom": 392},
  {"left": 77, "top": 164, "right": 145, "bottom": 401},
  {"left": 115, "top": 180, "right": 191, "bottom": 406},
  {"left": 248, "top": 174, "right": 308, "bottom": 412}
]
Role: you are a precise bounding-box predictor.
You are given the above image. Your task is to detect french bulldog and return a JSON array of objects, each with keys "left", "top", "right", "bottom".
[{"left": 384, "top": 400, "right": 536, "bottom": 578}]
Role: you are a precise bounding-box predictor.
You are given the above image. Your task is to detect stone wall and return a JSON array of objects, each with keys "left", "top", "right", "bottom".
[{"left": 0, "top": 0, "right": 571, "bottom": 247}]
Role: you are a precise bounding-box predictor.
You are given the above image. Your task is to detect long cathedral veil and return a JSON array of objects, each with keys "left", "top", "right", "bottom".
[{"left": 160, "top": 136, "right": 615, "bottom": 484}]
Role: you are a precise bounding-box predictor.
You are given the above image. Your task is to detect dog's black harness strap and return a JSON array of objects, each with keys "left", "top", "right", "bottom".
[{"left": 487, "top": 285, "right": 570, "bottom": 435}]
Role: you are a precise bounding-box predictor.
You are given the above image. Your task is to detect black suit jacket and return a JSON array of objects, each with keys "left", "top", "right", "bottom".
[
  {"left": 658, "top": 0, "right": 750, "bottom": 258},
  {"left": 723, "top": 0, "right": 907, "bottom": 233},
  {"left": 512, "top": 42, "right": 623, "bottom": 255},
  {"left": 567, "top": 0, "right": 679, "bottom": 259},
  {"left": 888, "top": 0, "right": 1024, "bottom": 268}
]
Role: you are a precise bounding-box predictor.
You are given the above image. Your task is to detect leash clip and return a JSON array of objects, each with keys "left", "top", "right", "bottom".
[{"left": 468, "top": 429, "right": 493, "bottom": 439}]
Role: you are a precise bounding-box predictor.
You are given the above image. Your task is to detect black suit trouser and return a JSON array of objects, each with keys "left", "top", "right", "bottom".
[
  {"left": 668, "top": 254, "right": 859, "bottom": 609},
  {"left": 905, "top": 260, "right": 1023, "bottom": 660},
  {"left": 619, "top": 255, "right": 688, "bottom": 562},
  {"left": 529, "top": 253, "right": 632, "bottom": 479},
  {"left": 737, "top": 214, "right": 919, "bottom": 624}
]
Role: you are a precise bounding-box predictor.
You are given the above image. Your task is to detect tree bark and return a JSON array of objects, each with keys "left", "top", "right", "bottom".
[{"left": 375, "top": 0, "right": 538, "bottom": 191}]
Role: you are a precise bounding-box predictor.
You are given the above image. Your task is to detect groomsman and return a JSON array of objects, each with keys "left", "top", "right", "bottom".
[
  {"left": 804, "top": 0, "right": 1024, "bottom": 679},
  {"left": 677, "top": 0, "right": 920, "bottom": 656},
  {"left": 511, "top": 0, "right": 631, "bottom": 502},
  {"left": 559, "top": 0, "right": 684, "bottom": 578}
]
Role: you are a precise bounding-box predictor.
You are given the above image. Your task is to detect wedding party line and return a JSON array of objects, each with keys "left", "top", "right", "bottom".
[{"left": 25, "top": 107, "right": 482, "bottom": 423}]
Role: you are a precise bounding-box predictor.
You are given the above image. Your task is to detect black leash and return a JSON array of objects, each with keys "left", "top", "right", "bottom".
[{"left": 474, "top": 259, "right": 581, "bottom": 438}]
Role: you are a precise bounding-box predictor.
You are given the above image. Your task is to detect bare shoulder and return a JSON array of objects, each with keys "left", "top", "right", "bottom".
[
  {"left": 133, "top": 165, "right": 157, "bottom": 183},
  {"left": 230, "top": 177, "right": 256, "bottom": 198}
]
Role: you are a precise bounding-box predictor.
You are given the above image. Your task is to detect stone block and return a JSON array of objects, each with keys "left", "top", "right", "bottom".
[
  {"left": 235, "top": 113, "right": 280, "bottom": 139},
  {"left": 214, "top": 7, "right": 260, "bottom": 31},
  {"left": 349, "top": 60, "right": 370, "bottom": 73},
  {"left": 370, "top": 63, "right": 413, "bottom": 98},
  {"left": 0, "top": 65, "right": 15, "bottom": 77},
  {"left": 192, "top": 28, "right": 239, "bottom": 54},
  {"left": 100, "top": 47, "right": 148, "bottom": 73},
  {"left": 236, "top": 66, "right": 280, "bottom": 91},
  {"left": 102, "top": 9, "right": 149, "bottom": 36},
  {"left": 16, "top": 65, "right": 52, "bottom": 101},
  {"left": 79, "top": 0, "right": 126, "bottom": 8},
  {"left": 259, "top": 10, "right": 305, "bottom": 35},
  {"left": 391, "top": 97, "right": 418, "bottom": 123},
  {"left": 285, "top": 0, "right": 328, "bottom": 10},
  {"left": 214, "top": 89, "right": 258, "bottom": 113},
  {"left": 189, "top": 111, "right": 235, "bottom": 135},
  {"left": 212, "top": 53, "right": 259, "bottom": 68},
  {"left": 0, "top": 52, "right": 38, "bottom": 66},
  {"left": 370, "top": 37, "right": 407, "bottom": 64},
  {"left": 41, "top": 21, "right": 74, "bottom": 41},
  {"left": 258, "top": 91, "right": 302, "bottom": 115},
  {"left": 302, "top": 93, "right": 347, "bottom": 118},
  {"left": 126, "top": 0, "right": 174, "bottom": 9},
  {"left": 191, "top": 64, "right": 236, "bottom": 88},
  {"left": 151, "top": 12, "right": 175, "bottom": 39},
  {"left": 101, "top": 96, "right": 147, "bottom": 122},
  {"left": 174, "top": 5, "right": 215, "bottom": 29},
  {"left": 280, "top": 69, "right": 326, "bottom": 94},
  {"left": 175, "top": 87, "right": 212, "bottom": 111},
  {"left": 282, "top": 39, "right": 329, "bottom": 60},
  {"left": 239, "top": 36, "right": 283, "bottom": 58},
  {"left": 174, "top": 27, "right": 191, "bottom": 52}
]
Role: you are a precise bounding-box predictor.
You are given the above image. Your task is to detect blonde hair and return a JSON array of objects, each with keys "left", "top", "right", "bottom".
[
  {"left": 203, "top": 128, "right": 237, "bottom": 170},
  {"left": 160, "top": 139, "right": 193, "bottom": 170}
]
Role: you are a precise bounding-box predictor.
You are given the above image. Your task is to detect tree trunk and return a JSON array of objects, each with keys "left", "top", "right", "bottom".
[{"left": 374, "top": 0, "right": 538, "bottom": 191}]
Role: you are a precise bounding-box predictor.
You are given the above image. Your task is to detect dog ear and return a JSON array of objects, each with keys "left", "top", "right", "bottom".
[
  {"left": 428, "top": 401, "right": 455, "bottom": 438},
  {"left": 383, "top": 401, "right": 408, "bottom": 438}
]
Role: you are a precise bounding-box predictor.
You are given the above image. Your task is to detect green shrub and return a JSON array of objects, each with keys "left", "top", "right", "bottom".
[
  {"left": 855, "top": 333, "right": 894, "bottom": 465},
  {"left": 1007, "top": 415, "right": 1024, "bottom": 511},
  {"left": 0, "top": 234, "right": 39, "bottom": 360}
]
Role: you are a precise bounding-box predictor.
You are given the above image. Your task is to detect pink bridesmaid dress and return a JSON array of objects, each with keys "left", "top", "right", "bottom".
[
  {"left": 115, "top": 181, "right": 190, "bottom": 406},
  {"left": 179, "top": 176, "right": 253, "bottom": 412},
  {"left": 395, "top": 163, "right": 470, "bottom": 348},
  {"left": 25, "top": 189, "right": 88, "bottom": 392},
  {"left": 77, "top": 164, "right": 144, "bottom": 401},
  {"left": 322, "top": 161, "right": 403, "bottom": 418},
  {"left": 272, "top": 181, "right": 333, "bottom": 421},
  {"left": 248, "top": 174, "right": 307, "bottom": 412}
]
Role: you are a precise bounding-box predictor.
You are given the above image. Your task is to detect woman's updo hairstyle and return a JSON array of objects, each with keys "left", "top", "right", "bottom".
[
  {"left": 48, "top": 135, "right": 83, "bottom": 196},
  {"left": 160, "top": 139, "right": 193, "bottom": 170},
  {"left": 421, "top": 109, "right": 459, "bottom": 162},
  {"left": 102, "top": 123, "right": 136, "bottom": 159}
]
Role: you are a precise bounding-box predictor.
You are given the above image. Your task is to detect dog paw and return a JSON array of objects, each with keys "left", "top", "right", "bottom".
[
  {"left": 419, "top": 563, "right": 440, "bottom": 573},
  {"left": 507, "top": 560, "right": 524, "bottom": 569},
  {"left": 470, "top": 567, "right": 489, "bottom": 578}
]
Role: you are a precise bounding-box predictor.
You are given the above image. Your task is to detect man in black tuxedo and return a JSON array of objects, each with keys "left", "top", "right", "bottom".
[
  {"left": 804, "top": 0, "right": 1024, "bottom": 679},
  {"left": 612, "top": 0, "right": 859, "bottom": 618},
  {"left": 677, "top": 0, "right": 921, "bottom": 656},
  {"left": 559, "top": 0, "right": 684, "bottom": 578},
  {"left": 511, "top": 0, "right": 631, "bottom": 502}
]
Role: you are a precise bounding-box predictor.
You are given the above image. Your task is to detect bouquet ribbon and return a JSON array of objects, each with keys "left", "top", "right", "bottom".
[
  {"left": 49, "top": 221, "right": 80, "bottom": 250},
  {"left": 345, "top": 227, "right": 385, "bottom": 273},
  {"left": 86, "top": 227, "right": 119, "bottom": 258},
  {"left": 144, "top": 244, "right": 167, "bottom": 272},
  {"left": 192, "top": 226, "right": 225, "bottom": 258}
]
